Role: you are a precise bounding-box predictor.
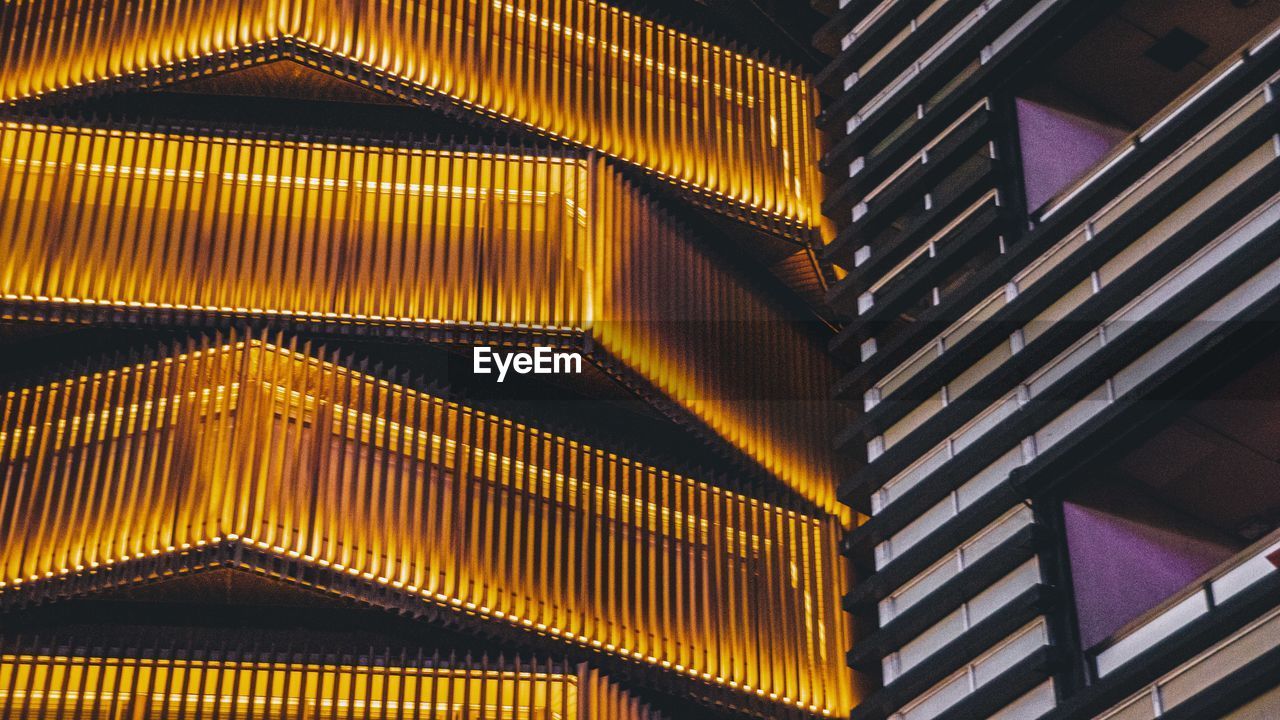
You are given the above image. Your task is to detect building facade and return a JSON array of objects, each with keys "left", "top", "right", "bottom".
[
  {"left": 814, "top": 0, "right": 1280, "bottom": 718},
  {"left": 0, "top": 1, "right": 859, "bottom": 718}
]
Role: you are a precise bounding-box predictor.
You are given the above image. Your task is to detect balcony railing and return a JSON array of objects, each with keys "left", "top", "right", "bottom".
[
  {"left": 862, "top": 60, "right": 1278, "bottom": 432},
  {"left": 1092, "top": 529, "right": 1280, "bottom": 679},
  {"left": 1097, "top": 603, "right": 1280, "bottom": 720},
  {"left": 872, "top": 179, "right": 1280, "bottom": 515},
  {"left": 1037, "top": 16, "right": 1280, "bottom": 222}
]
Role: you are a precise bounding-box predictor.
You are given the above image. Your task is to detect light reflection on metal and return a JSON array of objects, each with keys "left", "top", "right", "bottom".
[
  {"left": 0, "top": 645, "right": 658, "bottom": 720},
  {"left": 0, "top": 335, "right": 856, "bottom": 716},
  {"left": 0, "top": 0, "right": 823, "bottom": 235},
  {"left": 0, "top": 119, "right": 848, "bottom": 517}
]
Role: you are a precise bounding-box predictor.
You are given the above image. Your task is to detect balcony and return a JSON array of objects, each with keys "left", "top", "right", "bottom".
[
  {"left": 839, "top": 54, "right": 1280, "bottom": 501},
  {"left": 1091, "top": 532, "right": 1280, "bottom": 679}
]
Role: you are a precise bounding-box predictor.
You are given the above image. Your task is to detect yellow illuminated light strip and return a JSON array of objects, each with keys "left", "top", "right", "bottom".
[
  {"left": 0, "top": 650, "right": 619, "bottom": 720},
  {"left": 0, "top": 336, "right": 857, "bottom": 716},
  {"left": 12, "top": 157, "right": 578, "bottom": 205},
  {"left": 0, "top": 119, "right": 849, "bottom": 517},
  {"left": 0, "top": 0, "right": 823, "bottom": 231}
]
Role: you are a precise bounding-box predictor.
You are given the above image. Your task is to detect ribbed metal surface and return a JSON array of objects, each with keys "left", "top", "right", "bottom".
[
  {"left": 0, "top": 334, "right": 856, "bottom": 716},
  {"left": 0, "top": 0, "right": 823, "bottom": 236},
  {"left": 0, "top": 119, "right": 849, "bottom": 517},
  {"left": 0, "top": 640, "right": 671, "bottom": 719}
]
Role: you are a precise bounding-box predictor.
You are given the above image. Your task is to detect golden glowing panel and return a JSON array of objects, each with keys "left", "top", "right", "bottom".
[
  {"left": 0, "top": 336, "right": 856, "bottom": 716},
  {"left": 0, "top": 647, "right": 662, "bottom": 719},
  {"left": 0, "top": 120, "right": 848, "bottom": 516},
  {"left": 0, "top": 0, "right": 822, "bottom": 233}
]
